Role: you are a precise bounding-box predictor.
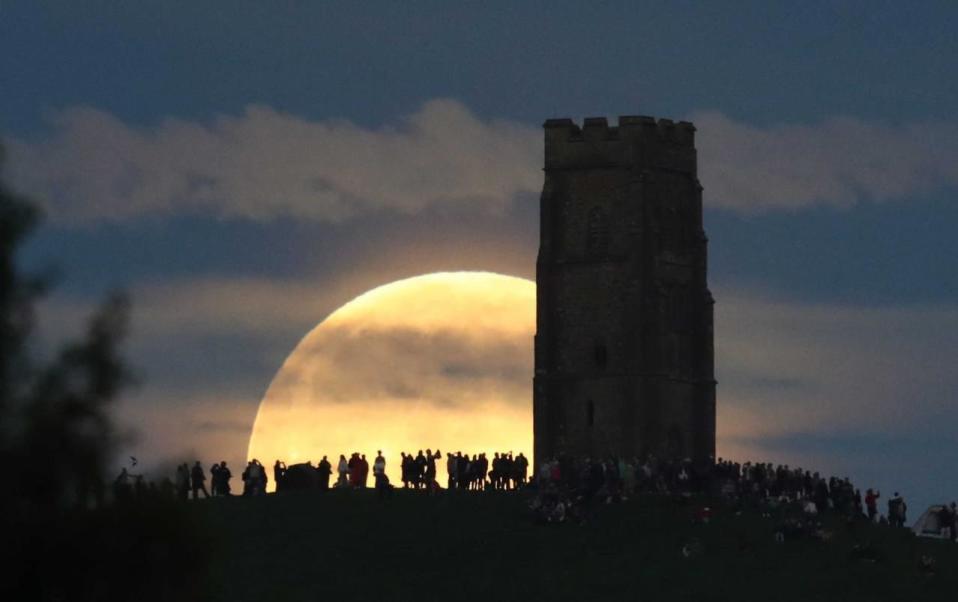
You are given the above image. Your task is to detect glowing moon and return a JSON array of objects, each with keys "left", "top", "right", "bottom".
[{"left": 247, "top": 271, "right": 534, "bottom": 488}]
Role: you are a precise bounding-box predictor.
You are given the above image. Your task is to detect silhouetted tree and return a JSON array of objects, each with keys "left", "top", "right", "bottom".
[
  {"left": 0, "top": 146, "right": 209, "bottom": 601},
  {"left": 0, "top": 144, "right": 130, "bottom": 512}
]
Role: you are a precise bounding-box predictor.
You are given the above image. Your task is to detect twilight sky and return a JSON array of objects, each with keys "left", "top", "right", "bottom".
[{"left": 3, "top": 2, "right": 956, "bottom": 509}]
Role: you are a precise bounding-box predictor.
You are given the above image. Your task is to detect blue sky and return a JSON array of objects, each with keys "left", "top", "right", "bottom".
[{"left": 3, "top": 1, "right": 957, "bottom": 511}]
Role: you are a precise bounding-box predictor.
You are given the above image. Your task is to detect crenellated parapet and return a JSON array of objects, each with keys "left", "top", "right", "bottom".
[{"left": 544, "top": 115, "right": 696, "bottom": 173}]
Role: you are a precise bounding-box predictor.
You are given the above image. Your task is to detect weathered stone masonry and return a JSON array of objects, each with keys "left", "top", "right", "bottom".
[{"left": 533, "top": 115, "right": 716, "bottom": 467}]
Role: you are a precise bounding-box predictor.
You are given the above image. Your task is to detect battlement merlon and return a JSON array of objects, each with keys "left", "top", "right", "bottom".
[{"left": 543, "top": 115, "right": 696, "bottom": 173}]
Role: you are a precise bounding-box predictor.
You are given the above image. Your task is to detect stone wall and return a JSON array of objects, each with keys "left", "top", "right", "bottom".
[{"left": 534, "top": 114, "right": 716, "bottom": 467}]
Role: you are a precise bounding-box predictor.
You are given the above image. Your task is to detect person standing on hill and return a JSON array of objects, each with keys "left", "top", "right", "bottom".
[
  {"left": 175, "top": 463, "right": 190, "bottom": 500},
  {"left": 400, "top": 452, "right": 410, "bottom": 488},
  {"left": 210, "top": 463, "right": 220, "bottom": 497},
  {"left": 853, "top": 488, "right": 863, "bottom": 518},
  {"left": 191, "top": 461, "right": 209, "bottom": 499},
  {"left": 888, "top": 492, "right": 906, "bottom": 527},
  {"left": 273, "top": 460, "right": 287, "bottom": 492},
  {"left": 501, "top": 453, "right": 514, "bottom": 490},
  {"left": 446, "top": 452, "right": 457, "bottom": 490},
  {"left": 373, "top": 451, "right": 386, "bottom": 480},
  {"left": 373, "top": 450, "right": 389, "bottom": 497},
  {"left": 347, "top": 453, "right": 360, "bottom": 487},
  {"left": 217, "top": 461, "right": 232, "bottom": 496},
  {"left": 359, "top": 454, "right": 370, "bottom": 488},
  {"left": 515, "top": 453, "right": 529, "bottom": 487},
  {"left": 317, "top": 456, "right": 332, "bottom": 491},
  {"left": 412, "top": 450, "right": 427, "bottom": 489},
  {"left": 336, "top": 454, "right": 348, "bottom": 488},
  {"left": 244, "top": 459, "right": 266, "bottom": 495},
  {"left": 456, "top": 452, "right": 469, "bottom": 490},
  {"left": 425, "top": 449, "right": 439, "bottom": 489},
  {"left": 865, "top": 489, "right": 880, "bottom": 522}
]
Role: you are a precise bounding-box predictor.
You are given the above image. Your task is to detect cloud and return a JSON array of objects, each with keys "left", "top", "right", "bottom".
[
  {"left": 715, "top": 287, "right": 958, "bottom": 443},
  {"left": 193, "top": 420, "right": 252, "bottom": 434},
  {"left": 270, "top": 324, "right": 530, "bottom": 408},
  {"left": 8, "top": 100, "right": 958, "bottom": 223},
  {"left": 7, "top": 99, "right": 541, "bottom": 223},
  {"left": 694, "top": 111, "right": 958, "bottom": 212}
]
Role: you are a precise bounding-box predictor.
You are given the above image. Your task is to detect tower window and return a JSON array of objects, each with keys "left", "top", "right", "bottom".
[{"left": 587, "top": 400, "right": 595, "bottom": 427}]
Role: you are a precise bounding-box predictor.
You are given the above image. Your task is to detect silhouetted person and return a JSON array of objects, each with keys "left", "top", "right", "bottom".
[
  {"left": 210, "top": 463, "right": 220, "bottom": 496},
  {"left": 273, "top": 460, "right": 287, "bottom": 492},
  {"left": 317, "top": 456, "right": 332, "bottom": 490},
  {"left": 176, "top": 463, "right": 190, "bottom": 500},
  {"left": 243, "top": 460, "right": 261, "bottom": 495},
  {"left": 360, "top": 454, "right": 369, "bottom": 488},
  {"left": 888, "top": 492, "right": 907, "bottom": 527},
  {"left": 190, "top": 461, "right": 209, "bottom": 499},
  {"left": 336, "top": 454, "right": 348, "bottom": 487},
  {"left": 515, "top": 453, "right": 529, "bottom": 487},
  {"left": 446, "top": 452, "right": 457, "bottom": 489},
  {"left": 456, "top": 452, "right": 468, "bottom": 490},
  {"left": 425, "top": 448, "right": 438, "bottom": 489},
  {"left": 502, "top": 452, "right": 514, "bottom": 490},
  {"left": 374, "top": 451, "right": 386, "bottom": 477},
  {"left": 241, "top": 462, "right": 251, "bottom": 495},
  {"left": 400, "top": 452, "right": 410, "bottom": 488},
  {"left": 113, "top": 468, "right": 133, "bottom": 503},
  {"left": 216, "top": 461, "right": 231, "bottom": 496},
  {"left": 373, "top": 450, "right": 389, "bottom": 497},
  {"left": 348, "top": 453, "right": 361, "bottom": 487},
  {"left": 413, "top": 450, "right": 426, "bottom": 489},
  {"left": 865, "top": 489, "right": 880, "bottom": 522}
]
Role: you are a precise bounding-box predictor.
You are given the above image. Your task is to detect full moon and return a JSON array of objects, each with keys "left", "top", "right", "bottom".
[{"left": 247, "top": 271, "right": 535, "bottom": 488}]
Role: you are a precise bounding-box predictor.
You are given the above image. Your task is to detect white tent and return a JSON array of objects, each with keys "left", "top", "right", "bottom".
[{"left": 912, "top": 505, "right": 948, "bottom": 539}]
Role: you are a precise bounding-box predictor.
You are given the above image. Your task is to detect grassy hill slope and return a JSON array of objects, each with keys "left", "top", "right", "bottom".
[{"left": 193, "top": 489, "right": 957, "bottom": 602}]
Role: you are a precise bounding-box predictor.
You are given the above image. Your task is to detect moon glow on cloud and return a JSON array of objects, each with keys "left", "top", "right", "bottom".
[{"left": 247, "top": 272, "right": 535, "bottom": 487}]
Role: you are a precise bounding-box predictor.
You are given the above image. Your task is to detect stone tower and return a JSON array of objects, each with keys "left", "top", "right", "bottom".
[{"left": 533, "top": 115, "right": 715, "bottom": 467}]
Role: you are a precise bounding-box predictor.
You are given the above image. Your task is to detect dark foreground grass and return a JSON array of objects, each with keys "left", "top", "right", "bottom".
[{"left": 193, "top": 489, "right": 957, "bottom": 602}]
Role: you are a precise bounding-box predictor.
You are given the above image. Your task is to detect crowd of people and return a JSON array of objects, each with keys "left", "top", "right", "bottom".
[
  {"left": 110, "top": 450, "right": 956, "bottom": 541},
  {"left": 395, "top": 450, "right": 529, "bottom": 491}
]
